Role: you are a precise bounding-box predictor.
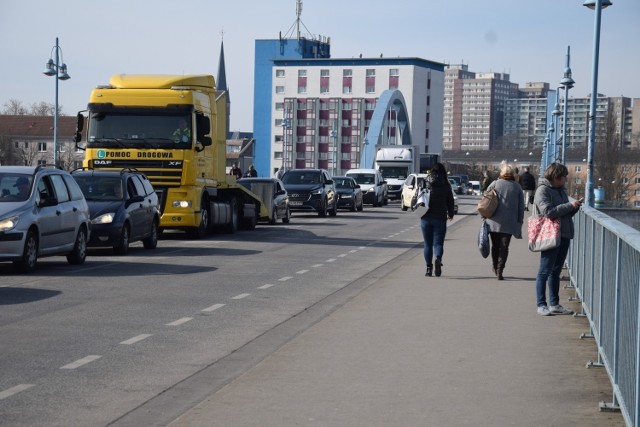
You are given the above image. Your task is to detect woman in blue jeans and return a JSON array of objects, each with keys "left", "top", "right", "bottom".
[
  {"left": 419, "top": 163, "right": 455, "bottom": 277},
  {"left": 533, "top": 163, "right": 582, "bottom": 316}
]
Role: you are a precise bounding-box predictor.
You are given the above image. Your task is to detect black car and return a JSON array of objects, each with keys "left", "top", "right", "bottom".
[
  {"left": 281, "top": 169, "right": 338, "bottom": 217},
  {"left": 333, "top": 176, "right": 364, "bottom": 212},
  {"left": 237, "top": 178, "right": 291, "bottom": 224},
  {"left": 71, "top": 169, "right": 160, "bottom": 255}
]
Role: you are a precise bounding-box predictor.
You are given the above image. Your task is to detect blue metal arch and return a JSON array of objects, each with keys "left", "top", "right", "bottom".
[{"left": 361, "top": 90, "right": 412, "bottom": 168}]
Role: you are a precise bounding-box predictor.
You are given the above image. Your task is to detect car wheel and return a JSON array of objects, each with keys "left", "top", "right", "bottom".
[
  {"left": 67, "top": 227, "right": 87, "bottom": 265},
  {"left": 282, "top": 206, "right": 291, "bottom": 224},
  {"left": 318, "top": 199, "right": 328, "bottom": 217},
  {"left": 350, "top": 200, "right": 356, "bottom": 212},
  {"left": 329, "top": 198, "right": 337, "bottom": 217},
  {"left": 114, "top": 224, "right": 130, "bottom": 255},
  {"left": 14, "top": 229, "right": 38, "bottom": 273},
  {"left": 401, "top": 196, "right": 408, "bottom": 211},
  {"left": 357, "top": 199, "right": 364, "bottom": 212},
  {"left": 269, "top": 206, "right": 277, "bottom": 225},
  {"left": 143, "top": 218, "right": 159, "bottom": 249}
]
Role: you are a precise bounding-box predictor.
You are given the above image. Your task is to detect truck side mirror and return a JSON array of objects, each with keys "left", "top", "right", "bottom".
[
  {"left": 196, "top": 114, "right": 211, "bottom": 141},
  {"left": 73, "top": 112, "right": 85, "bottom": 144}
]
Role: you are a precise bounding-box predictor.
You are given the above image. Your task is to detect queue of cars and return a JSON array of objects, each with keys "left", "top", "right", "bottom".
[{"left": 0, "top": 164, "right": 473, "bottom": 273}]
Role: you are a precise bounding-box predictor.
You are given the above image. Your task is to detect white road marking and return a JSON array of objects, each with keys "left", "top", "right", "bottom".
[
  {"left": 0, "top": 384, "right": 35, "bottom": 400},
  {"left": 257, "top": 284, "right": 274, "bottom": 289},
  {"left": 166, "top": 317, "right": 193, "bottom": 326},
  {"left": 202, "top": 303, "right": 225, "bottom": 312},
  {"left": 278, "top": 276, "right": 293, "bottom": 282},
  {"left": 311, "top": 264, "right": 324, "bottom": 268},
  {"left": 296, "top": 270, "right": 309, "bottom": 274},
  {"left": 338, "top": 254, "right": 347, "bottom": 258},
  {"left": 326, "top": 258, "right": 336, "bottom": 263},
  {"left": 232, "top": 293, "right": 250, "bottom": 300},
  {"left": 349, "top": 249, "right": 358, "bottom": 253},
  {"left": 358, "top": 246, "right": 366, "bottom": 249},
  {"left": 60, "top": 355, "right": 102, "bottom": 370},
  {"left": 120, "top": 334, "right": 153, "bottom": 345}
]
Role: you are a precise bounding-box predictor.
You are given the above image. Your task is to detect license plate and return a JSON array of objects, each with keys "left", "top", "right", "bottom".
[{"left": 290, "top": 201, "right": 303, "bottom": 206}]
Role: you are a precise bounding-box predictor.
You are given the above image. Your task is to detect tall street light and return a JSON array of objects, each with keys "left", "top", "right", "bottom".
[
  {"left": 43, "top": 37, "right": 70, "bottom": 167},
  {"left": 559, "top": 46, "right": 575, "bottom": 164},
  {"left": 584, "top": 0, "right": 612, "bottom": 208}
]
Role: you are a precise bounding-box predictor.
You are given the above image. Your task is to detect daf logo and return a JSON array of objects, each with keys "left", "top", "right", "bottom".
[{"left": 97, "top": 149, "right": 106, "bottom": 159}]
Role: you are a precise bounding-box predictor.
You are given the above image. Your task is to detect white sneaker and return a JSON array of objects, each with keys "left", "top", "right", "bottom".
[
  {"left": 549, "top": 305, "right": 573, "bottom": 315},
  {"left": 537, "top": 306, "right": 551, "bottom": 316}
]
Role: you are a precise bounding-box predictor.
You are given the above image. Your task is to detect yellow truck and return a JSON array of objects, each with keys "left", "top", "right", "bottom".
[{"left": 74, "top": 74, "right": 267, "bottom": 237}]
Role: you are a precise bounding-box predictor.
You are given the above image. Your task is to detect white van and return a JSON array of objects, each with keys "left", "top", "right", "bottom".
[
  {"left": 345, "top": 168, "right": 388, "bottom": 206},
  {"left": 469, "top": 180, "right": 481, "bottom": 195}
]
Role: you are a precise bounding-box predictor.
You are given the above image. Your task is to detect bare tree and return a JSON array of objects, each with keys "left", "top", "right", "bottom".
[
  {"left": 29, "top": 101, "right": 57, "bottom": 116},
  {"left": 594, "top": 107, "right": 637, "bottom": 205},
  {"left": 3, "top": 99, "right": 27, "bottom": 115},
  {"left": 14, "top": 141, "right": 46, "bottom": 166}
]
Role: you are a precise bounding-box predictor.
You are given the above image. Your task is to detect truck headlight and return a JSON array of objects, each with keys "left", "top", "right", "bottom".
[
  {"left": 0, "top": 215, "right": 19, "bottom": 232},
  {"left": 172, "top": 200, "right": 192, "bottom": 208},
  {"left": 91, "top": 213, "right": 115, "bottom": 225}
]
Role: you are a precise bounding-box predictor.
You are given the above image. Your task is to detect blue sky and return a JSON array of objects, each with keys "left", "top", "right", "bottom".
[{"left": 1, "top": 0, "right": 638, "bottom": 132}]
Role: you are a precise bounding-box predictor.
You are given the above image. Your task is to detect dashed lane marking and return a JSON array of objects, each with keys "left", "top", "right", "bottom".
[
  {"left": 202, "top": 303, "right": 225, "bottom": 312},
  {"left": 257, "top": 284, "right": 274, "bottom": 289},
  {"left": 349, "top": 249, "right": 358, "bottom": 253},
  {"left": 120, "top": 334, "right": 153, "bottom": 345},
  {"left": 0, "top": 384, "right": 34, "bottom": 400},
  {"left": 296, "top": 270, "right": 309, "bottom": 274},
  {"left": 326, "top": 258, "right": 336, "bottom": 263},
  {"left": 278, "top": 276, "right": 293, "bottom": 282},
  {"left": 166, "top": 317, "right": 193, "bottom": 326},
  {"left": 232, "top": 293, "right": 250, "bottom": 300},
  {"left": 338, "top": 254, "right": 347, "bottom": 258},
  {"left": 60, "top": 355, "right": 102, "bottom": 370},
  {"left": 312, "top": 264, "right": 324, "bottom": 268}
]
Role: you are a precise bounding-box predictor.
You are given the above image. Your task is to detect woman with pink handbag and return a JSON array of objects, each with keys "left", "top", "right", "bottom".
[{"left": 533, "top": 163, "right": 582, "bottom": 316}]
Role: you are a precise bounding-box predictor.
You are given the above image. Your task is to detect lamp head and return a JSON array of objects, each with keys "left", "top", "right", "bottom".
[
  {"left": 560, "top": 75, "right": 575, "bottom": 88},
  {"left": 58, "top": 64, "right": 70, "bottom": 80},
  {"left": 43, "top": 59, "right": 56, "bottom": 76},
  {"left": 583, "top": 0, "right": 612, "bottom": 10}
]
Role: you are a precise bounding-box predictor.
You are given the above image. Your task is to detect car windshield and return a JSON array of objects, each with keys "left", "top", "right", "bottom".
[
  {"left": 88, "top": 111, "right": 192, "bottom": 149},
  {"left": 282, "top": 171, "right": 320, "bottom": 185},
  {"left": 379, "top": 167, "right": 408, "bottom": 180},
  {"left": 0, "top": 174, "right": 33, "bottom": 202},
  {"left": 348, "top": 174, "right": 375, "bottom": 185},
  {"left": 73, "top": 175, "right": 124, "bottom": 201},
  {"left": 334, "top": 178, "right": 352, "bottom": 188}
]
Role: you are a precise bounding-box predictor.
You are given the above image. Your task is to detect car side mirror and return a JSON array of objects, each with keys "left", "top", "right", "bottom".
[
  {"left": 326, "top": 179, "right": 333, "bottom": 185},
  {"left": 355, "top": 184, "right": 360, "bottom": 189}
]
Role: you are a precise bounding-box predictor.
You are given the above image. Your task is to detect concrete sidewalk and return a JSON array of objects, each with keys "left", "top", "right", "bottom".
[{"left": 169, "top": 215, "right": 625, "bottom": 427}]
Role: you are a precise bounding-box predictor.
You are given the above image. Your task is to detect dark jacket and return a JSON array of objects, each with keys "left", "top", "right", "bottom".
[
  {"left": 520, "top": 171, "right": 536, "bottom": 191},
  {"left": 423, "top": 172, "right": 455, "bottom": 220},
  {"left": 533, "top": 178, "right": 578, "bottom": 239}
]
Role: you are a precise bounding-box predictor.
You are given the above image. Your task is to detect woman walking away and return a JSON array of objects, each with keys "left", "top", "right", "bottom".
[
  {"left": 485, "top": 164, "right": 524, "bottom": 280},
  {"left": 420, "top": 163, "right": 455, "bottom": 277},
  {"left": 534, "top": 163, "right": 582, "bottom": 316}
]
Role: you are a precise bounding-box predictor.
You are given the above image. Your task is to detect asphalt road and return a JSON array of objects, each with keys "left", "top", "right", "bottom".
[{"left": 0, "top": 198, "right": 477, "bottom": 426}]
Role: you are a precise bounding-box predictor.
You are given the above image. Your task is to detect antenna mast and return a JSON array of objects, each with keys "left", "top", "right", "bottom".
[{"left": 296, "top": 0, "right": 302, "bottom": 40}]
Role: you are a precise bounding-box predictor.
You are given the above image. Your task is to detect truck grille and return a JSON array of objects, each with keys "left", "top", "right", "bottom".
[{"left": 91, "top": 159, "right": 183, "bottom": 187}]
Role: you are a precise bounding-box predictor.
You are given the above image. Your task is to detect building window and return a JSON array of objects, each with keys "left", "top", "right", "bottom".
[
  {"left": 38, "top": 142, "right": 47, "bottom": 152},
  {"left": 574, "top": 165, "right": 582, "bottom": 172},
  {"left": 389, "top": 69, "right": 399, "bottom": 77},
  {"left": 343, "top": 69, "right": 352, "bottom": 77},
  {"left": 366, "top": 69, "right": 375, "bottom": 77},
  {"left": 275, "top": 86, "right": 285, "bottom": 94},
  {"left": 320, "top": 69, "right": 330, "bottom": 77},
  {"left": 275, "top": 102, "right": 284, "bottom": 110},
  {"left": 276, "top": 69, "right": 285, "bottom": 77},
  {"left": 37, "top": 160, "right": 46, "bottom": 167},
  {"left": 298, "top": 86, "right": 307, "bottom": 94},
  {"left": 298, "top": 70, "right": 307, "bottom": 77},
  {"left": 343, "top": 86, "right": 352, "bottom": 94}
]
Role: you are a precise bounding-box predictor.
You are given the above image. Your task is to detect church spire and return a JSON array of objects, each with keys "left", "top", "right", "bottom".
[{"left": 217, "top": 37, "right": 230, "bottom": 137}]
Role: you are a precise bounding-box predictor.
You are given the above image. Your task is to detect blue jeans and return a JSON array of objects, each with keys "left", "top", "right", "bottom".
[
  {"left": 420, "top": 217, "right": 447, "bottom": 266},
  {"left": 535, "top": 238, "right": 571, "bottom": 307}
]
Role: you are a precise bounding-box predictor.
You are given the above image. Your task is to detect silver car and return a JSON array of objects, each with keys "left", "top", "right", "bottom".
[{"left": 0, "top": 165, "right": 91, "bottom": 273}]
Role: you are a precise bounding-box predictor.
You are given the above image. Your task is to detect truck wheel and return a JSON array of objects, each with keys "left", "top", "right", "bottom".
[
  {"left": 225, "top": 198, "right": 238, "bottom": 234},
  {"left": 191, "top": 199, "right": 212, "bottom": 238},
  {"left": 14, "top": 229, "right": 38, "bottom": 273}
]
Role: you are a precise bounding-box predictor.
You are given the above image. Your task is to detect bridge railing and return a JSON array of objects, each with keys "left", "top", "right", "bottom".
[{"left": 567, "top": 206, "right": 640, "bottom": 427}]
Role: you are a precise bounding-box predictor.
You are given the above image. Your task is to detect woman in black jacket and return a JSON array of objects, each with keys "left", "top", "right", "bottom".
[{"left": 420, "top": 163, "right": 455, "bottom": 277}]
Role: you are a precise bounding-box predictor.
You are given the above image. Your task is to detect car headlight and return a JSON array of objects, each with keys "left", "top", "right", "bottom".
[
  {"left": 172, "top": 200, "right": 192, "bottom": 208},
  {"left": 367, "top": 188, "right": 375, "bottom": 193},
  {"left": 91, "top": 213, "right": 115, "bottom": 225},
  {"left": 0, "top": 215, "right": 19, "bottom": 232},
  {"left": 310, "top": 188, "right": 323, "bottom": 195}
]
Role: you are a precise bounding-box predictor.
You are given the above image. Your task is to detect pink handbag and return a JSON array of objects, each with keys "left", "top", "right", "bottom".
[{"left": 527, "top": 205, "right": 560, "bottom": 252}]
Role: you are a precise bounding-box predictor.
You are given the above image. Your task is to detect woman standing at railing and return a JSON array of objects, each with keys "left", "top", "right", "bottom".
[{"left": 533, "top": 163, "right": 582, "bottom": 316}]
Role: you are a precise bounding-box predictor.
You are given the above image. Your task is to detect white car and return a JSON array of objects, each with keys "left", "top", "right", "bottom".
[
  {"left": 402, "top": 173, "right": 458, "bottom": 214},
  {"left": 400, "top": 173, "right": 428, "bottom": 211},
  {"left": 469, "top": 180, "right": 481, "bottom": 196}
]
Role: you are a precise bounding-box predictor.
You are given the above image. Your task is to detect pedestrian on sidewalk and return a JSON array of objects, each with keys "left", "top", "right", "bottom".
[
  {"left": 520, "top": 167, "right": 537, "bottom": 211},
  {"left": 485, "top": 163, "right": 524, "bottom": 280},
  {"left": 481, "top": 170, "right": 494, "bottom": 192},
  {"left": 533, "top": 162, "right": 582, "bottom": 316},
  {"left": 420, "top": 162, "right": 455, "bottom": 277}
]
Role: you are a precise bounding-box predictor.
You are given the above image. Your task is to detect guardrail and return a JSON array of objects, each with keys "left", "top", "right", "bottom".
[{"left": 566, "top": 206, "right": 640, "bottom": 427}]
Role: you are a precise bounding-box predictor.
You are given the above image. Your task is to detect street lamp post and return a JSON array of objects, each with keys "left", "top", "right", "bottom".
[
  {"left": 43, "top": 37, "right": 70, "bottom": 168},
  {"left": 584, "top": 0, "right": 612, "bottom": 208},
  {"left": 559, "top": 46, "right": 575, "bottom": 164}
]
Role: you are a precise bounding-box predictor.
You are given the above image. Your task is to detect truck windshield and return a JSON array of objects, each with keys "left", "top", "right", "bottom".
[
  {"left": 379, "top": 167, "right": 409, "bottom": 180},
  {"left": 88, "top": 112, "right": 192, "bottom": 149}
]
